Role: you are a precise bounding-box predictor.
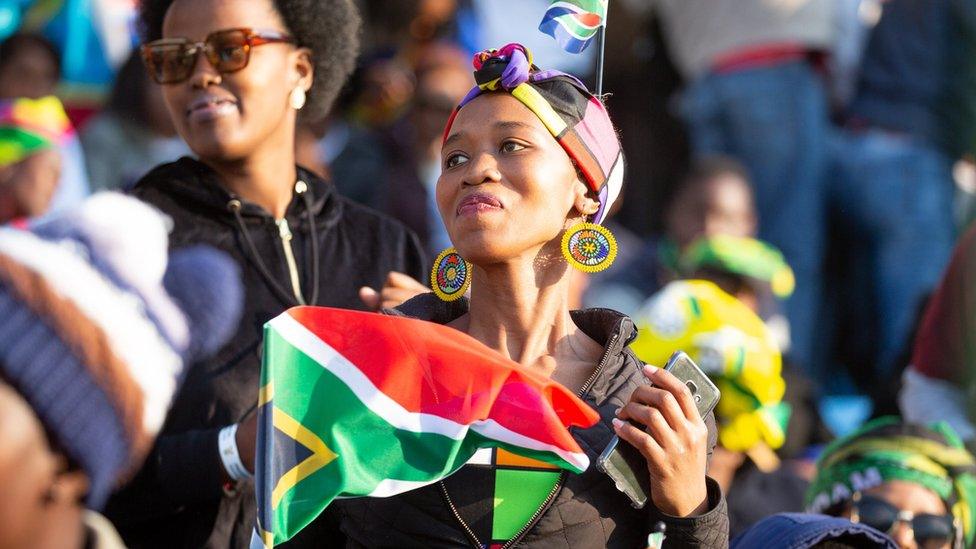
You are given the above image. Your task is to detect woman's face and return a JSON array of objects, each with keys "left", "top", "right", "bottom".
[
  {"left": 159, "top": 0, "right": 311, "bottom": 161},
  {"left": 841, "top": 481, "right": 952, "bottom": 549},
  {"left": 436, "top": 93, "right": 592, "bottom": 265}
]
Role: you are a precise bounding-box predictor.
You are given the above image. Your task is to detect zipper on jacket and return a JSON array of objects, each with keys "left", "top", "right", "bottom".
[
  {"left": 441, "top": 332, "right": 622, "bottom": 549},
  {"left": 276, "top": 218, "right": 306, "bottom": 305}
]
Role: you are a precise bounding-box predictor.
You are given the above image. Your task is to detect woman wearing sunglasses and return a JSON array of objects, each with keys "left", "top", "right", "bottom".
[
  {"left": 104, "top": 0, "right": 426, "bottom": 547},
  {"left": 807, "top": 417, "right": 976, "bottom": 549}
]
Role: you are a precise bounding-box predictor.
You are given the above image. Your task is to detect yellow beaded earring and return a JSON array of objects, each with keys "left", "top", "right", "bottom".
[
  {"left": 430, "top": 247, "right": 471, "bottom": 301},
  {"left": 561, "top": 222, "right": 617, "bottom": 273}
]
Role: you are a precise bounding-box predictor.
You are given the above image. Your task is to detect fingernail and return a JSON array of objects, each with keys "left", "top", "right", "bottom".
[
  {"left": 612, "top": 418, "right": 623, "bottom": 429},
  {"left": 614, "top": 407, "right": 622, "bottom": 417},
  {"left": 643, "top": 364, "right": 657, "bottom": 375}
]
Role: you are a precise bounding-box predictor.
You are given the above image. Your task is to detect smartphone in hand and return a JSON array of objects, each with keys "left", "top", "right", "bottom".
[{"left": 596, "top": 351, "right": 720, "bottom": 508}]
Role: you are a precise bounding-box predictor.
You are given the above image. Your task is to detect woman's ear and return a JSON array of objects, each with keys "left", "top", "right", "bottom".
[
  {"left": 572, "top": 179, "right": 601, "bottom": 217},
  {"left": 293, "top": 47, "right": 314, "bottom": 91}
]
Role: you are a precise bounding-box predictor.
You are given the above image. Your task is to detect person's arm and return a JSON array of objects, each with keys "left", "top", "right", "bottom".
[
  {"left": 902, "top": 225, "right": 976, "bottom": 445},
  {"left": 154, "top": 428, "right": 234, "bottom": 501},
  {"left": 900, "top": 366, "right": 976, "bottom": 441},
  {"left": 105, "top": 428, "right": 236, "bottom": 530}
]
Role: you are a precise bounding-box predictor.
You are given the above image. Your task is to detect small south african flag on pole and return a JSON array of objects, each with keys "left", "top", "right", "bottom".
[{"left": 538, "top": 0, "right": 608, "bottom": 54}]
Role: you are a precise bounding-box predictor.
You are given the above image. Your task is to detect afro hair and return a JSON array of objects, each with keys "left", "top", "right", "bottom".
[{"left": 138, "top": 0, "right": 361, "bottom": 121}]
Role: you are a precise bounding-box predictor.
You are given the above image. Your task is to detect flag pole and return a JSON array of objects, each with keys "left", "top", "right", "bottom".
[
  {"left": 596, "top": 20, "right": 606, "bottom": 96},
  {"left": 596, "top": 21, "right": 607, "bottom": 97}
]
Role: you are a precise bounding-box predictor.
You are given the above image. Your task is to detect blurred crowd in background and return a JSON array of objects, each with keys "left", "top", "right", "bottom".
[{"left": 2, "top": 0, "right": 976, "bottom": 546}]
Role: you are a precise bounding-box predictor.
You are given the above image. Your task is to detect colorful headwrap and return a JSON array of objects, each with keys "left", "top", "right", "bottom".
[
  {"left": 631, "top": 280, "right": 790, "bottom": 452},
  {"left": 442, "top": 43, "right": 623, "bottom": 225},
  {"left": 680, "top": 235, "right": 796, "bottom": 298},
  {"left": 807, "top": 416, "right": 976, "bottom": 547},
  {"left": 0, "top": 96, "right": 72, "bottom": 168}
]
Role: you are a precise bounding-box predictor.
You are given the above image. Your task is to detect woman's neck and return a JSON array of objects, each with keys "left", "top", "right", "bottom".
[
  {"left": 203, "top": 133, "right": 298, "bottom": 219},
  {"left": 461, "top": 244, "right": 600, "bottom": 375}
]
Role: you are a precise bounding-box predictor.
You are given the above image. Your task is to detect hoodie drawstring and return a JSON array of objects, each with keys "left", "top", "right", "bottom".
[{"left": 226, "top": 181, "right": 321, "bottom": 307}]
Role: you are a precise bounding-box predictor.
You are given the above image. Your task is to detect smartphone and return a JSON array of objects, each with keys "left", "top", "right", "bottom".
[{"left": 595, "top": 351, "right": 720, "bottom": 508}]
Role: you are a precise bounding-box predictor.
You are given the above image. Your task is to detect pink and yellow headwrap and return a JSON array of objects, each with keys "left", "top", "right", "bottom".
[
  {"left": 442, "top": 43, "right": 624, "bottom": 225},
  {"left": 0, "top": 96, "right": 72, "bottom": 168}
]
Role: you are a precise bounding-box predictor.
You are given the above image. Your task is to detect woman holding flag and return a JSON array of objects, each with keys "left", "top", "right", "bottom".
[{"left": 336, "top": 42, "right": 729, "bottom": 548}]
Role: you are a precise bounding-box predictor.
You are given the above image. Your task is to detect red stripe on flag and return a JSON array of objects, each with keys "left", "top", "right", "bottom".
[
  {"left": 285, "top": 307, "right": 599, "bottom": 455},
  {"left": 574, "top": 13, "right": 602, "bottom": 27}
]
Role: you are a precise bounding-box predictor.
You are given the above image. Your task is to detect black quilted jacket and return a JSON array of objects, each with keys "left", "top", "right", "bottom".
[{"left": 337, "top": 294, "right": 729, "bottom": 548}]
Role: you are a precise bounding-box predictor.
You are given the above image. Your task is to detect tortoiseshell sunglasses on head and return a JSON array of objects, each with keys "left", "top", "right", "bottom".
[{"left": 140, "top": 27, "right": 294, "bottom": 85}]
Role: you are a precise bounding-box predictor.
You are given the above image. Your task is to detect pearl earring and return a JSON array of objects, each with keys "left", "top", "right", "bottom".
[{"left": 289, "top": 86, "right": 306, "bottom": 110}]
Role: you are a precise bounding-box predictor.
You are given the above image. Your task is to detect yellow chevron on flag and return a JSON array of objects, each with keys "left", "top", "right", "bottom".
[{"left": 270, "top": 407, "right": 338, "bottom": 508}]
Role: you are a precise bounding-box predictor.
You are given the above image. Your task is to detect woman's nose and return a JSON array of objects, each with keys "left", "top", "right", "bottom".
[
  {"left": 890, "top": 522, "right": 917, "bottom": 549},
  {"left": 189, "top": 49, "right": 222, "bottom": 89},
  {"left": 463, "top": 153, "right": 501, "bottom": 186}
]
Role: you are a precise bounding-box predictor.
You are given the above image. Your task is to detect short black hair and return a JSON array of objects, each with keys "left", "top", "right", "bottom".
[
  {"left": 682, "top": 154, "right": 750, "bottom": 191},
  {"left": 0, "top": 33, "right": 61, "bottom": 79},
  {"left": 138, "top": 0, "right": 361, "bottom": 121}
]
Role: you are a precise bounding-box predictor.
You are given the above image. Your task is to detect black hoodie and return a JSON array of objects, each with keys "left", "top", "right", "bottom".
[{"left": 105, "top": 157, "right": 426, "bottom": 548}]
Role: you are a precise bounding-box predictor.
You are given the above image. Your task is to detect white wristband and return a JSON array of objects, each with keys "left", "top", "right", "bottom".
[{"left": 218, "top": 424, "right": 252, "bottom": 481}]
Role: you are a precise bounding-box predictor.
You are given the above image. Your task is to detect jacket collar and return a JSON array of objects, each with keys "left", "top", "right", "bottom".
[{"left": 132, "top": 156, "right": 342, "bottom": 229}]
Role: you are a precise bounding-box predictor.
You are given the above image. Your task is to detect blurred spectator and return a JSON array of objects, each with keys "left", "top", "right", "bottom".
[
  {"left": 651, "top": 0, "right": 834, "bottom": 380},
  {"left": 105, "top": 1, "right": 425, "bottom": 547},
  {"left": 0, "top": 96, "right": 70, "bottom": 224},
  {"left": 828, "top": 0, "right": 976, "bottom": 386},
  {"left": 631, "top": 279, "right": 807, "bottom": 537},
  {"left": 599, "top": 3, "right": 689, "bottom": 239},
  {"left": 583, "top": 156, "right": 761, "bottom": 316},
  {"left": 360, "top": 0, "right": 459, "bottom": 55},
  {"left": 379, "top": 41, "right": 471, "bottom": 253},
  {"left": 0, "top": 32, "right": 90, "bottom": 215},
  {"left": 0, "top": 193, "right": 241, "bottom": 549},
  {"left": 348, "top": 0, "right": 461, "bottom": 130},
  {"left": 79, "top": 51, "right": 189, "bottom": 191},
  {"left": 314, "top": 111, "right": 388, "bottom": 208},
  {"left": 732, "top": 513, "right": 897, "bottom": 549},
  {"left": 0, "top": 32, "right": 60, "bottom": 99},
  {"left": 900, "top": 225, "right": 976, "bottom": 445},
  {"left": 666, "top": 157, "right": 757, "bottom": 253},
  {"left": 807, "top": 417, "right": 976, "bottom": 549},
  {"left": 345, "top": 51, "right": 417, "bottom": 129}
]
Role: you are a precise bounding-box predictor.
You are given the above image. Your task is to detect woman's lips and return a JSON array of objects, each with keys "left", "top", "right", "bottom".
[
  {"left": 186, "top": 96, "right": 238, "bottom": 123},
  {"left": 457, "top": 193, "right": 503, "bottom": 217}
]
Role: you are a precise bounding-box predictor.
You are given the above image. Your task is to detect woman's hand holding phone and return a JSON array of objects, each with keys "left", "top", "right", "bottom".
[{"left": 612, "top": 365, "right": 710, "bottom": 517}]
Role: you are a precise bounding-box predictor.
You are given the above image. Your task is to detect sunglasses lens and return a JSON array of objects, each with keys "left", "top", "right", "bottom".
[
  {"left": 145, "top": 43, "right": 195, "bottom": 84},
  {"left": 912, "top": 515, "right": 954, "bottom": 548},
  {"left": 207, "top": 30, "right": 249, "bottom": 72},
  {"left": 855, "top": 496, "right": 899, "bottom": 534}
]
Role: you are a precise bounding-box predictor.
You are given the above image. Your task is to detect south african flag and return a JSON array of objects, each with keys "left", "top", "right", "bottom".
[
  {"left": 538, "top": 0, "right": 608, "bottom": 54},
  {"left": 250, "top": 307, "right": 599, "bottom": 547}
]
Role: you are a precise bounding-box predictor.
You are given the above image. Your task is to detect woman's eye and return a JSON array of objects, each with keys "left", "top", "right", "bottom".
[
  {"left": 445, "top": 153, "right": 468, "bottom": 169},
  {"left": 501, "top": 141, "right": 525, "bottom": 153}
]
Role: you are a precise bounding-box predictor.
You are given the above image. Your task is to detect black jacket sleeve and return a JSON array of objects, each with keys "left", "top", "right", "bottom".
[
  {"left": 105, "top": 427, "right": 231, "bottom": 531},
  {"left": 648, "top": 477, "right": 729, "bottom": 548},
  {"left": 154, "top": 428, "right": 229, "bottom": 502}
]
